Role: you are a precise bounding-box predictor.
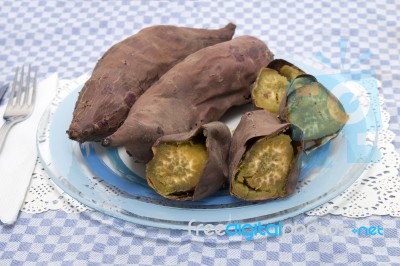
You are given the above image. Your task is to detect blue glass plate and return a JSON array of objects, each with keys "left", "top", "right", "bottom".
[{"left": 36, "top": 54, "right": 380, "bottom": 230}]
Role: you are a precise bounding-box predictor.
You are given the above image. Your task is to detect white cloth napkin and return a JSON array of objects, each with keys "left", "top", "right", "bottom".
[{"left": 0, "top": 73, "right": 58, "bottom": 224}]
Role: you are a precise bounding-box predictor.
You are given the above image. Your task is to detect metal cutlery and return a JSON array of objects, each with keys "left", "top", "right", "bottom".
[
  {"left": 0, "top": 83, "right": 8, "bottom": 102},
  {"left": 0, "top": 65, "right": 37, "bottom": 153}
]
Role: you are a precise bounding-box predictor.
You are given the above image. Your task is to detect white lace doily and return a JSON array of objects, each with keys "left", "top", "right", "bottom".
[
  {"left": 307, "top": 94, "right": 400, "bottom": 217},
  {"left": 23, "top": 77, "right": 90, "bottom": 214},
  {"left": 22, "top": 77, "right": 400, "bottom": 217}
]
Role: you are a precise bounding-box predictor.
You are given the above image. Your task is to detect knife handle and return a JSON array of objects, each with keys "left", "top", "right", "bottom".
[{"left": 0, "top": 119, "right": 20, "bottom": 153}]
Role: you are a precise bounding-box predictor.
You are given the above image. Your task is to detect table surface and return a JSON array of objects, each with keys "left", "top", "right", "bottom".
[{"left": 1, "top": 1, "right": 399, "bottom": 265}]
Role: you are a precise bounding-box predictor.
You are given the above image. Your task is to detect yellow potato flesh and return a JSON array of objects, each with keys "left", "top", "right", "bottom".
[
  {"left": 147, "top": 141, "right": 208, "bottom": 197},
  {"left": 232, "top": 134, "right": 294, "bottom": 200},
  {"left": 252, "top": 68, "right": 287, "bottom": 115}
]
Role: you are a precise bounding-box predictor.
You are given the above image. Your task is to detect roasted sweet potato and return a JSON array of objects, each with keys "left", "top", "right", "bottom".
[
  {"left": 251, "top": 59, "right": 348, "bottom": 151},
  {"left": 251, "top": 68, "right": 287, "bottom": 114},
  {"left": 229, "top": 110, "right": 303, "bottom": 201},
  {"left": 103, "top": 36, "right": 273, "bottom": 163},
  {"left": 147, "top": 122, "right": 231, "bottom": 201},
  {"left": 67, "top": 23, "right": 236, "bottom": 142},
  {"left": 251, "top": 59, "right": 305, "bottom": 115},
  {"left": 267, "top": 59, "right": 305, "bottom": 80},
  {"left": 282, "top": 79, "right": 349, "bottom": 150}
]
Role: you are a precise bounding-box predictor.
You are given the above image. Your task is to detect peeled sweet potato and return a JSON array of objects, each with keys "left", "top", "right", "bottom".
[
  {"left": 67, "top": 23, "right": 236, "bottom": 142},
  {"left": 102, "top": 36, "right": 274, "bottom": 163}
]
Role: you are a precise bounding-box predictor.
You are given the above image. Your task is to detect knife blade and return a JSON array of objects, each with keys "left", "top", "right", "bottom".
[
  {"left": 0, "top": 84, "right": 8, "bottom": 102},
  {"left": 0, "top": 74, "right": 58, "bottom": 224}
]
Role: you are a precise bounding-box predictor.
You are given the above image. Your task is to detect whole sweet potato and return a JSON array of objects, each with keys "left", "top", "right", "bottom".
[
  {"left": 67, "top": 23, "right": 236, "bottom": 142},
  {"left": 103, "top": 36, "right": 273, "bottom": 163}
]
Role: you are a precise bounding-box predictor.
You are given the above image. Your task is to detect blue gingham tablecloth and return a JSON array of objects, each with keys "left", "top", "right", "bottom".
[{"left": 1, "top": 1, "right": 399, "bottom": 265}]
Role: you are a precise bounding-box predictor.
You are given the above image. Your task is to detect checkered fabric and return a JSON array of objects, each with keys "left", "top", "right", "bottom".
[
  {"left": 0, "top": 0, "right": 399, "bottom": 265},
  {"left": 1, "top": 211, "right": 400, "bottom": 265},
  {"left": 0, "top": 0, "right": 398, "bottom": 149}
]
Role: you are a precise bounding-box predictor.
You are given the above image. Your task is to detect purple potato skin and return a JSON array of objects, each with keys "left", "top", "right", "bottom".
[
  {"left": 148, "top": 121, "right": 231, "bottom": 201},
  {"left": 229, "top": 110, "right": 303, "bottom": 201},
  {"left": 103, "top": 36, "right": 274, "bottom": 163},
  {"left": 67, "top": 23, "right": 236, "bottom": 142}
]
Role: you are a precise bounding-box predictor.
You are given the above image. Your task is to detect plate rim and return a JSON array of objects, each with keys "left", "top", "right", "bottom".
[{"left": 36, "top": 53, "right": 378, "bottom": 230}]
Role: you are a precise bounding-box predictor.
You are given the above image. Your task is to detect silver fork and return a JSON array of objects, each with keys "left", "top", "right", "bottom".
[{"left": 0, "top": 65, "right": 37, "bottom": 152}]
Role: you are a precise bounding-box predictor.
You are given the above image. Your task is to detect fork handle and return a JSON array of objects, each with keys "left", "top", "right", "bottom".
[{"left": 0, "top": 120, "right": 19, "bottom": 153}]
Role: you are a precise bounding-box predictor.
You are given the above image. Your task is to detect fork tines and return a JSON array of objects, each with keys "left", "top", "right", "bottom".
[{"left": 7, "top": 64, "right": 37, "bottom": 109}]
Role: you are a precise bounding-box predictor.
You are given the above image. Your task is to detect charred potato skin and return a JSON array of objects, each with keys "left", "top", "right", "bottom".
[
  {"left": 147, "top": 122, "right": 231, "bottom": 201},
  {"left": 67, "top": 23, "right": 237, "bottom": 142},
  {"left": 229, "top": 110, "right": 303, "bottom": 201},
  {"left": 105, "top": 36, "right": 274, "bottom": 163}
]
